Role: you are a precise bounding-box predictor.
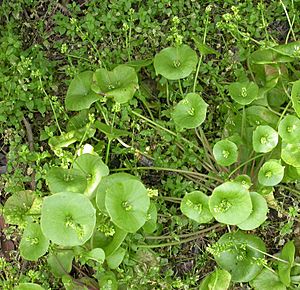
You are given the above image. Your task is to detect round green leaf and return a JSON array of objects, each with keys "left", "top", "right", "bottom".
[
  {"left": 213, "top": 231, "right": 266, "bottom": 282},
  {"left": 209, "top": 182, "right": 252, "bottom": 225},
  {"left": 92, "top": 65, "right": 138, "bottom": 103},
  {"left": 180, "top": 191, "right": 213, "bottom": 224},
  {"left": 228, "top": 81, "right": 259, "bottom": 105},
  {"left": 105, "top": 179, "right": 150, "bottom": 233},
  {"left": 74, "top": 153, "right": 109, "bottom": 198},
  {"left": 250, "top": 269, "right": 286, "bottom": 290},
  {"left": 65, "top": 71, "right": 100, "bottom": 111},
  {"left": 278, "top": 115, "right": 300, "bottom": 143},
  {"left": 96, "top": 173, "right": 138, "bottom": 213},
  {"left": 233, "top": 174, "right": 252, "bottom": 189},
  {"left": 281, "top": 141, "right": 300, "bottom": 167},
  {"left": 172, "top": 93, "right": 208, "bottom": 129},
  {"left": 213, "top": 140, "right": 238, "bottom": 166},
  {"left": 237, "top": 192, "right": 268, "bottom": 230},
  {"left": 84, "top": 248, "right": 105, "bottom": 264},
  {"left": 46, "top": 167, "right": 87, "bottom": 194},
  {"left": 20, "top": 222, "right": 49, "bottom": 261},
  {"left": 246, "top": 105, "right": 279, "bottom": 128},
  {"left": 199, "top": 269, "right": 231, "bottom": 290},
  {"left": 41, "top": 192, "right": 96, "bottom": 246},
  {"left": 14, "top": 283, "right": 45, "bottom": 290},
  {"left": 253, "top": 125, "right": 278, "bottom": 153},
  {"left": 153, "top": 45, "right": 198, "bottom": 80},
  {"left": 258, "top": 160, "right": 285, "bottom": 186}
]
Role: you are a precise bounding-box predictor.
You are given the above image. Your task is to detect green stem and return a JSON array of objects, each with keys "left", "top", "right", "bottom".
[{"left": 178, "top": 79, "right": 184, "bottom": 97}]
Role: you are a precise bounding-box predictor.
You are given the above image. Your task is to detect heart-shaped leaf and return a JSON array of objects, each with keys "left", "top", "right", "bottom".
[
  {"left": 252, "top": 125, "right": 278, "bottom": 153},
  {"left": 180, "top": 191, "right": 213, "bottom": 224},
  {"left": 237, "top": 192, "right": 268, "bottom": 230},
  {"left": 65, "top": 71, "right": 100, "bottom": 111},
  {"left": 213, "top": 140, "right": 238, "bottom": 166},
  {"left": 41, "top": 192, "right": 96, "bottom": 246},
  {"left": 172, "top": 93, "right": 208, "bottom": 129},
  {"left": 278, "top": 115, "right": 300, "bottom": 143},
  {"left": 20, "top": 222, "right": 49, "bottom": 261},
  {"left": 154, "top": 45, "right": 198, "bottom": 80},
  {"left": 105, "top": 179, "right": 150, "bottom": 233},
  {"left": 213, "top": 231, "right": 266, "bottom": 282},
  {"left": 258, "top": 160, "right": 285, "bottom": 186},
  {"left": 228, "top": 81, "right": 259, "bottom": 105},
  {"left": 92, "top": 65, "right": 138, "bottom": 103},
  {"left": 209, "top": 182, "right": 252, "bottom": 225}
]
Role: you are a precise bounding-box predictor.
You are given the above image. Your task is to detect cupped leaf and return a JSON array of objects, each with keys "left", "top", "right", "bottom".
[
  {"left": 41, "top": 192, "right": 96, "bottom": 246},
  {"left": 172, "top": 93, "right": 208, "bottom": 129},
  {"left": 65, "top": 71, "right": 100, "bottom": 111},
  {"left": 246, "top": 105, "right": 279, "bottom": 128},
  {"left": 278, "top": 240, "right": 295, "bottom": 286},
  {"left": 258, "top": 160, "right": 285, "bottom": 186},
  {"left": 153, "top": 44, "right": 198, "bottom": 80},
  {"left": 96, "top": 173, "right": 138, "bottom": 213},
  {"left": 74, "top": 153, "right": 109, "bottom": 198},
  {"left": 292, "top": 80, "right": 300, "bottom": 118},
  {"left": 105, "top": 179, "right": 150, "bottom": 233},
  {"left": 278, "top": 115, "right": 300, "bottom": 143},
  {"left": 233, "top": 175, "right": 252, "bottom": 189},
  {"left": 228, "top": 81, "right": 259, "bottom": 105},
  {"left": 213, "top": 140, "right": 238, "bottom": 166},
  {"left": 14, "top": 283, "right": 45, "bottom": 290},
  {"left": 180, "top": 191, "right": 213, "bottom": 224},
  {"left": 3, "top": 191, "right": 35, "bottom": 225},
  {"left": 47, "top": 250, "right": 74, "bottom": 278},
  {"left": 20, "top": 222, "right": 49, "bottom": 261},
  {"left": 143, "top": 202, "right": 157, "bottom": 234},
  {"left": 46, "top": 167, "right": 87, "bottom": 194},
  {"left": 83, "top": 248, "right": 105, "bottom": 264},
  {"left": 253, "top": 125, "right": 278, "bottom": 153},
  {"left": 250, "top": 269, "right": 286, "bottom": 290},
  {"left": 281, "top": 141, "right": 300, "bottom": 167},
  {"left": 209, "top": 182, "right": 252, "bottom": 225},
  {"left": 213, "top": 231, "right": 266, "bottom": 282},
  {"left": 92, "top": 65, "right": 138, "bottom": 103},
  {"left": 199, "top": 268, "right": 231, "bottom": 290},
  {"left": 237, "top": 192, "right": 268, "bottom": 230}
]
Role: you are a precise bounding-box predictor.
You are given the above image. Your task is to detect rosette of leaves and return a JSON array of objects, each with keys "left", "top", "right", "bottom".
[
  {"left": 20, "top": 222, "right": 49, "bottom": 261},
  {"left": 212, "top": 231, "right": 266, "bottom": 282},
  {"left": 41, "top": 192, "right": 96, "bottom": 246},
  {"left": 237, "top": 192, "right": 268, "bottom": 230},
  {"left": 258, "top": 160, "right": 285, "bottom": 186},
  {"left": 172, "top": 93, "right": 208, "bottom": 129},
  {"left": 278, "top": 115, "right": 300, "bottom": 143},
  {"left": 91, "top": 65, "right": 138, "bottom": 103},
  {"left": 199, "top": 268, "right": 231, "bottom": 290},
  {"left": 153, "top": 44, "right": 198, "bottom": 80},
  {"left": 209, "top": 182, "right": 252, "bottom": 225},
  {"left": 228, "top": 81, "right": 259, "bottom": 105},
  {"left": 252, "top": 125, "right": 278, "bottom": 153},
  {"left": 180, "top": 191, "right": 213, "bottom": 224},
  {"left": 46, "top": 167, "right": 87, "bottom": 194},
  {"left": 213, "top": 140, "right": 238, "bottom": 166}
]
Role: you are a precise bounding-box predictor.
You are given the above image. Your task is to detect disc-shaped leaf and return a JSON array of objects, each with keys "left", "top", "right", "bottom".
[
  {"left": 246, "top": 105, "right": 279, "bottom": 128},
  {"left": 3, "top": 191, "right": 35, "bottom": 225},
  {"left": 213, "top": 231, "right": 266, "bottom": 282},
  {"left": 209, "top": 182, "right": 252, "bottom": 225},
  {"left": 180, "top": 191, "right": 213, "bottom": 224},
  {"left": 253, "top": 125, "right": 278, "bottom": 153},
  {"left": 228, "top": 81, "right": 259, "bottom": 105},
  {"left": 250, "top": 269, "right": 286, "bottom": 290},
  {"left": 41, "top": 192, "right": 96, "bottom": 246},
  {"left": 153, "top": 45, "right": 198, "bottom": 80},
  {"left": 278, "top": 115, "right": 300, "bottom": 143},
  {"left": 105, "top": 179, "right": 150, "bottom": 233},
  {"left": 96, "top": 173, "right": 138, "bottom": 213},
  {"left": 199, "top": 269, "right": 231, "bottom": 290},
  {"left": 278, "top": 240, "right": 295, "bottom": 286},
  {"left": 92, "top": 65, "right": 138, "bottom": 103},
  {"left": 233, "top": 175, "right": 252, "bottom": 189},
  {"left": 258, "top": 160, "right": 285, "bottom": 186},
  {"left": 46, "top": 167, "right": 87, "bottom": 194},
  {"left": 281, "top": 141, "right": 300, "bottom": 167},
  {"left": 47, "top": 250, "right": 74, "bottom": 278},
  {"left": 65, "top": 71, "right": 100, "bottom": 111},
  {"left": 213, "top": 140, "right": 238, "bottom": 166},
  {"left": 292, "top": 80, "right": 300, "bottom": 118},
  {"left": 20, "top": 222, "right": 49, "bottom": 261},
  {"left": 237, "top": 192, "right": 268, "bottom": 230},
  {"left": 172, "top": 93, "right": 208, "bottom": 129},
  {"left": 14, "top": 283, "right": 45, "bottom": 290},
  {"left": 74, "top": 153, "right": 109, "bottom": 198}
]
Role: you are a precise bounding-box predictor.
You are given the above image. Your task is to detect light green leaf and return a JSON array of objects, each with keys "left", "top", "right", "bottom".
[
  {"left": 84, "top": 248, "right": 105, "bottom": 264},
  {"left": 48, "top": 250, "right": 74, "bottom": 278},
  {"left": 213, "top": 140, "right": 238, "bottom": 166},
  {"left": 252, "top": 125, "right": 278, "bottom": 153},
  {"left": 250, "top": 269, "right": 286, "bottom": 290},
  {"left": 14, "top": 283, "right": 45, "bottom": 290},
  {"left": 246, "top": 105, "right": 279, "bottom": 128},
  {"left": 233, "top": 175, "right": 252, "bottom": 189},
  {"left": 291, "top": 80, "right": 300, "bottom": 118},
  {"left": 281, "top": 141, "right": 300, "bottom": 167},
  {"left": 94, "top": 120, "right": 131, "bottom": 140},
  {"left": 106, "top": 247, "right": 126, "bottom": 269},
  {"left": 199, "top": 269, "right": 231, "bottom": 290},
  {"left": 278, "top": 240, "right": 295, "bottom": 286},
  {"left": 143, "top": 202, "right": 158, "bottom": 234},
  {"left": 278, "top": 115, "right": 300, "bottom": 143},
  {"left": 258, "top": 160, "right": 285, "bottom": 186},
  {"left": 192, "top": 35, "right": 220, "bottom": 56},
  {"left": 228, "top": 81, "right": 259, "bottom": 105}
]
